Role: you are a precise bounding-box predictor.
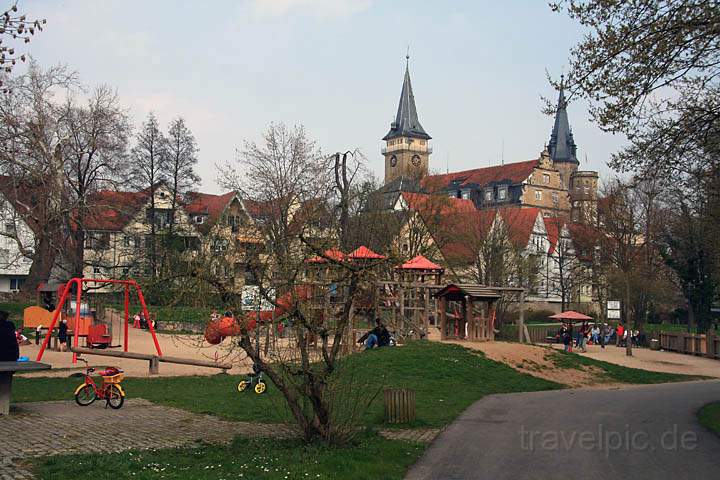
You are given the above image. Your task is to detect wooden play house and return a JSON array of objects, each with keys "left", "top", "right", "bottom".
[
  {"left": 434, "top": 284, "right": 502, "bottom": 341},
  {"left": 375, "top": 255, "right": 444, "bottom": 339}
]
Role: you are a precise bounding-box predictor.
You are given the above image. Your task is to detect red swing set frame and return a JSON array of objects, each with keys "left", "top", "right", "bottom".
[{"left": 36, "top": 277, "right": 163, "bottom": 364}]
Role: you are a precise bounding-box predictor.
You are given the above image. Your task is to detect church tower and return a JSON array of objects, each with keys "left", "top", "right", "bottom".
[
  {"left": 547, "top": 78, "right": 579, "bottom": 189},
  {"left": 383, "top": 56, "right": 431, "bottom": 186}
]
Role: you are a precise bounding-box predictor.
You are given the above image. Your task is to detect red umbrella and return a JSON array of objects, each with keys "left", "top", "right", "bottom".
[{"left": 549, "top": 311, "right": 593, "bottom": 322}]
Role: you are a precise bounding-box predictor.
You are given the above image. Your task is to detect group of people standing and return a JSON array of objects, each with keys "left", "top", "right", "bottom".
[{"left": 558, "top": 321, "right": 644, "bottom": 352}]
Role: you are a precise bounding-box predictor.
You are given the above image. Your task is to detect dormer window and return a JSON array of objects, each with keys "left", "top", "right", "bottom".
[
  {"left": 195, "top": 216, "right": 204, "bottom": 224},
  {"left": 543, "top": 174, "right": 550, "bottom": 184},
  {"left": 498, "top": 187, "right": 508, "bottom": 201},
  {"left": 484, "top": 189, "right": 493, "bottom": 202}
]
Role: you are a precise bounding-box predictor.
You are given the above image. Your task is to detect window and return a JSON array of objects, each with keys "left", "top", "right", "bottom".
[
  {"left": 195, "top": 216, "right": 204, "bottom": 224},
  {"left": 461, "top": 191, "right": 470, "bottom": 200},
  {"left": 543, "top": 174, "right": 550, "bottom": 184},
  {"left": 551, "top": 192, "right": 558, "bottom": 203},
  {"left": 85, "top": 232, "right": 110, "bottom": 250},
  {"left": 5, "top": 223, "right": 16, "bottom": 236},
  {"left": 484, "top": 189, "right": 494, "bottom": 202},
  {"left": 93, "top": 266, "right": 102, "bottom": 274},
  {"left": 498, "top": 187, "right": 508, "bottom": 201},
  {"left": 534, "top": 190, "right": 542, "bottom": 201},
  {"left": 402, "top": 243, "right": 409, "bottom": 253},
  {"left": 122, "top": 267, "right": 130, "bottom": 275},
  {"left": 9, "top": 278, "right": 23, "bottom": 291},
  {"left": 123, "top": 236, "right": 134, "bottom": 248}
]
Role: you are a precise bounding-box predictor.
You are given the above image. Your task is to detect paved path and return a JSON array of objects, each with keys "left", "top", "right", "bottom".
[
  {"left": 0, "top": 398, "right": 297, "bottom": 479},
  {"left": 407, "top": 380, "right": 720, "bottom": 480},
  {"left": 0, "top": 398, "right": 437, "bottom": 479}
]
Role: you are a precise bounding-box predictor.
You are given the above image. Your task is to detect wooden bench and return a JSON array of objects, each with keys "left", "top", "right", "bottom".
[
  {"left": 0, "top": 361, "right": 52, "bottom": 415},
  {"left": 70, "top": 347, "right": 232, "bottom": 374}
]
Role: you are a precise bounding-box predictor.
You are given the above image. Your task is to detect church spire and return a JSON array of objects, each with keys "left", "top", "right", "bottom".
[
  {"left": 383, "top": 55, "right": 431, "bottom": 141},
  {"left": 547, "top": 76, "right": 578, "bottom": 164}
]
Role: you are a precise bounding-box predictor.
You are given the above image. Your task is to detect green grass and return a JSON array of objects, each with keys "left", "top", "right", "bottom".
[
  {"left": 698, "top": 402, "right": 720, "bottom": 436},
  {"left": 13, "top": 341, "right": 562, "bottom": 427},
  {"left": 547, "top": 349, "right": 705, "bottom": 384},
  {"left": 35, "top": 434, "right": 423, "bottom": 480}
]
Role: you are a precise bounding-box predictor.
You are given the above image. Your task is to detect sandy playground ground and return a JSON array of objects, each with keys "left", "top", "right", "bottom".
[{"left": 18, "top": 326, "right": 253, "bottom": 378}]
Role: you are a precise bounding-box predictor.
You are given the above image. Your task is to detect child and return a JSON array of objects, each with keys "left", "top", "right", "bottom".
[{"left": 58, "top": 319, "right": 68, "bottom": 352}]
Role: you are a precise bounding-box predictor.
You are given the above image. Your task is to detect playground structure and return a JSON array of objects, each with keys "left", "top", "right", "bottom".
[
  {"left": 375, "top": 255, "right": 445, "bottom": 340},
  {"left": 35, "top": 278, "right": 162, "bottom": 364}
]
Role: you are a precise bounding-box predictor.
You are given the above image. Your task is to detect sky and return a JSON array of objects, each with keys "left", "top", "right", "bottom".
[{"left": 21, "top": 0, "right": 625, "bottom": 193}]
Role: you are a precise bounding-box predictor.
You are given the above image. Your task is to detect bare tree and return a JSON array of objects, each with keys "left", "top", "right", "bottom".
[
  {"left": 165, "top": 117, "right": 199, "bottom": 234},
  {"left": 0, "top": 62, "right": 78, "bottom": 291},
  {"left": 0, "top": 1, "right": 46, "bottom": 85},
  {"left": 213, "top": 123, "right": 385, "bottom": 443},
  {"left": 130, "top": 112, "right": 167, "bottom": 277},
  {"left": 63, "top": 85, "right": 130, "bottom": 277}
]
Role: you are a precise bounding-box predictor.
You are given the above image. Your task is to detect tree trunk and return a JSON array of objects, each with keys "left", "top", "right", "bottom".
[{"left": 625, "top": 278, "right": 632, "bottom": 356}]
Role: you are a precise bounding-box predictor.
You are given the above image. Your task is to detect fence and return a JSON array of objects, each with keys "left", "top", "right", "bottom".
[
  {"left": 498, "top": 324, "right": 557, "bottom": 344},
  {"left": 659, "top": 332, "right": 720, "bottom": 359}
]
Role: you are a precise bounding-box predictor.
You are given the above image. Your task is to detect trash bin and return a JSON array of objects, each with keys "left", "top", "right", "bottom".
[{"left": 649, "top": 339, "right": 661, "bottom": 351}]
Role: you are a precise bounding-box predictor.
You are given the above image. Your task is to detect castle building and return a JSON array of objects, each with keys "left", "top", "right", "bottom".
[{"left": 380, "top": 60, "right": 598, "bottom": 223}]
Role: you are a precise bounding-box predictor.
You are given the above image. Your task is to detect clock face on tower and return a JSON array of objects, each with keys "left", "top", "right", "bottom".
[
  {"left": 411, "top": 155, "right": 421, "bottom": 167},
  {"left": 390, "top": 155, "right": 397, "bottom": 167}
]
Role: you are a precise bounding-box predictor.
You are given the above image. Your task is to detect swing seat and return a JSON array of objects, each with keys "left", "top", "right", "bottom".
[{"left": 87, "top": 324, "right": 112, "bottom": 348}]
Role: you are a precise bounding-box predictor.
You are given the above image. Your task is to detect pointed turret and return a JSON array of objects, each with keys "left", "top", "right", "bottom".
[
  {"left": 383, "top": 58, "right": 431, "bottom": 141},
  {"left": 547, "top": 79, "right": 578, "bottom": 165},
  {"left": 382, "top": 56, "right": 432, "bottom": 186}
]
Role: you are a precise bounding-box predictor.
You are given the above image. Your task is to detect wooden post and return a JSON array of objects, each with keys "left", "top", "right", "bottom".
[
  {"left": 518, "top": 290, "right": 526, "bottom": 343},
  {"left": 488, "top": 300, "right": 497, "bottom": 341},
  {"left": 149, "top": 356, "right": 160, "bottom": 375},
  {"left": 439, "top": 296, "right": 447, "bottom": 340}
]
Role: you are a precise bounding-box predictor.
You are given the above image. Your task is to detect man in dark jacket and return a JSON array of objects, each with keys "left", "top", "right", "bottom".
[
  {"left": 0, "top": 310, "right": 19, "bottom": 361},
  {"left": 358, "top": 318, "right": 390, "bottom": 350}
]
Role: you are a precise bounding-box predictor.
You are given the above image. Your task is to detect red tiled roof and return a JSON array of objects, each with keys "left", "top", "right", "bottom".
[
  {"left": 422, "top": 159, "right": 538, "bottom": 191},
  {"left": 84, "top": 190, "right": 147, "bottom": 231},
  {"left": 436, "top": 210, "right": 497, "bottom": 265},
  {"left": 184, "top": 191, "right": 237, "bottom": 232},
  {"left": 348, "top": 245, "right": 386, "bottom": 260},
  {"left": 499, "top": 207, "right": 541, "bottom": 248},
  {"left": 306, "top": 248, "right": 346, "bottom": 263},
  {"left": 185, "top": 191, "right": 235, "bottom": 217},
  {"left": 401, "top": 192, "right": 476, "bottom": 216},
  {"left": 398, "top": 255, "right": 443, "bottom": 271}
]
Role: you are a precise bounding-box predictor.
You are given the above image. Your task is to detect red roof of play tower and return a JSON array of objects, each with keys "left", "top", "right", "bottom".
[
  {"left": 398, "top": 255, "right": 443, "bottom": 271},
  {"left": 348, "top": 245, "right": 386, "bottom": 260}
]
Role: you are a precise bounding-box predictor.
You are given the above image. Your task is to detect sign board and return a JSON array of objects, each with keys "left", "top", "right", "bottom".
[
  {"left": 607, "top": 309, "right": 621, "bottom": 319},
  {"left": 607, "top": 301, "right": 620, "bottom": 311},
  {"left": 241, "top": 286, "right": 275, "bottom": 311}
]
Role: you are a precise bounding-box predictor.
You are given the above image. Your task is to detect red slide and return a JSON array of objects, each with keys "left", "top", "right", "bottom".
[{"left": 204, "top": 286, "right": 312, "bottom": 345}]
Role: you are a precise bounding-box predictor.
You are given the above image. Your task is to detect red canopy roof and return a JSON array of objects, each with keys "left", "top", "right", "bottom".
[
  {"left": 398, "top": 255, "right": 443, "bottom": 271},
  {"left": 306, "top": 248, "right": 345, "bottom": 263},
  {"left": 549, "top": 310, "right": 593, "bottom": 322},
  {"left": 348, "top": 245, "right": 386, "bottom": 260}
]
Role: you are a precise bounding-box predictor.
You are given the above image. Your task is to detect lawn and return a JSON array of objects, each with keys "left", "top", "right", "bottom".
[
  {"left": 13, "top": 341, "right": 562, "bottom": 427},
  {"left": 36, "top": 434, "right": 424, "bottom": 480},
  {"left": 18, "top": 341, "right": 702, "bottom": 480},
  {"left": 546, "top": 349, "right": 705, "bottom": 384},
  {"left": 698, "top": 402, "right": 720, "bottom": 436}
]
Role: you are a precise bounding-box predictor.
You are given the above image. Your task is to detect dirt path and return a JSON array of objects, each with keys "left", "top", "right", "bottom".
[
  {"left": 549, "top": 343, "right": 720, "bottom": 378},
  {"left": 444, "top": 340, "right": 618, "bottom": 388}
]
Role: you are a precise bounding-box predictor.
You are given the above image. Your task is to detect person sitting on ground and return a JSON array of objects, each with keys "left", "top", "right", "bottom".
[
  {"left": 0, "top": 310, "right": 19, "bottom": 361},
  {"left": 357, "top": 318, "right": 390, "bottom": 350}
]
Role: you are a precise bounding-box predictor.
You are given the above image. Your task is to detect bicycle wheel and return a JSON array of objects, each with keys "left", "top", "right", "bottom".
[
  {"left": 237, "top": 380, "right": 247, "bottom": 392},
  {"left": 254, "top": 381, "right": 266, "bottom": 394},
  {"left": 106, "top": 385, "right": 124, "bottom": 409},
  {"left": 74, "top": 384, "right": 96, "bottom": 406}
]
